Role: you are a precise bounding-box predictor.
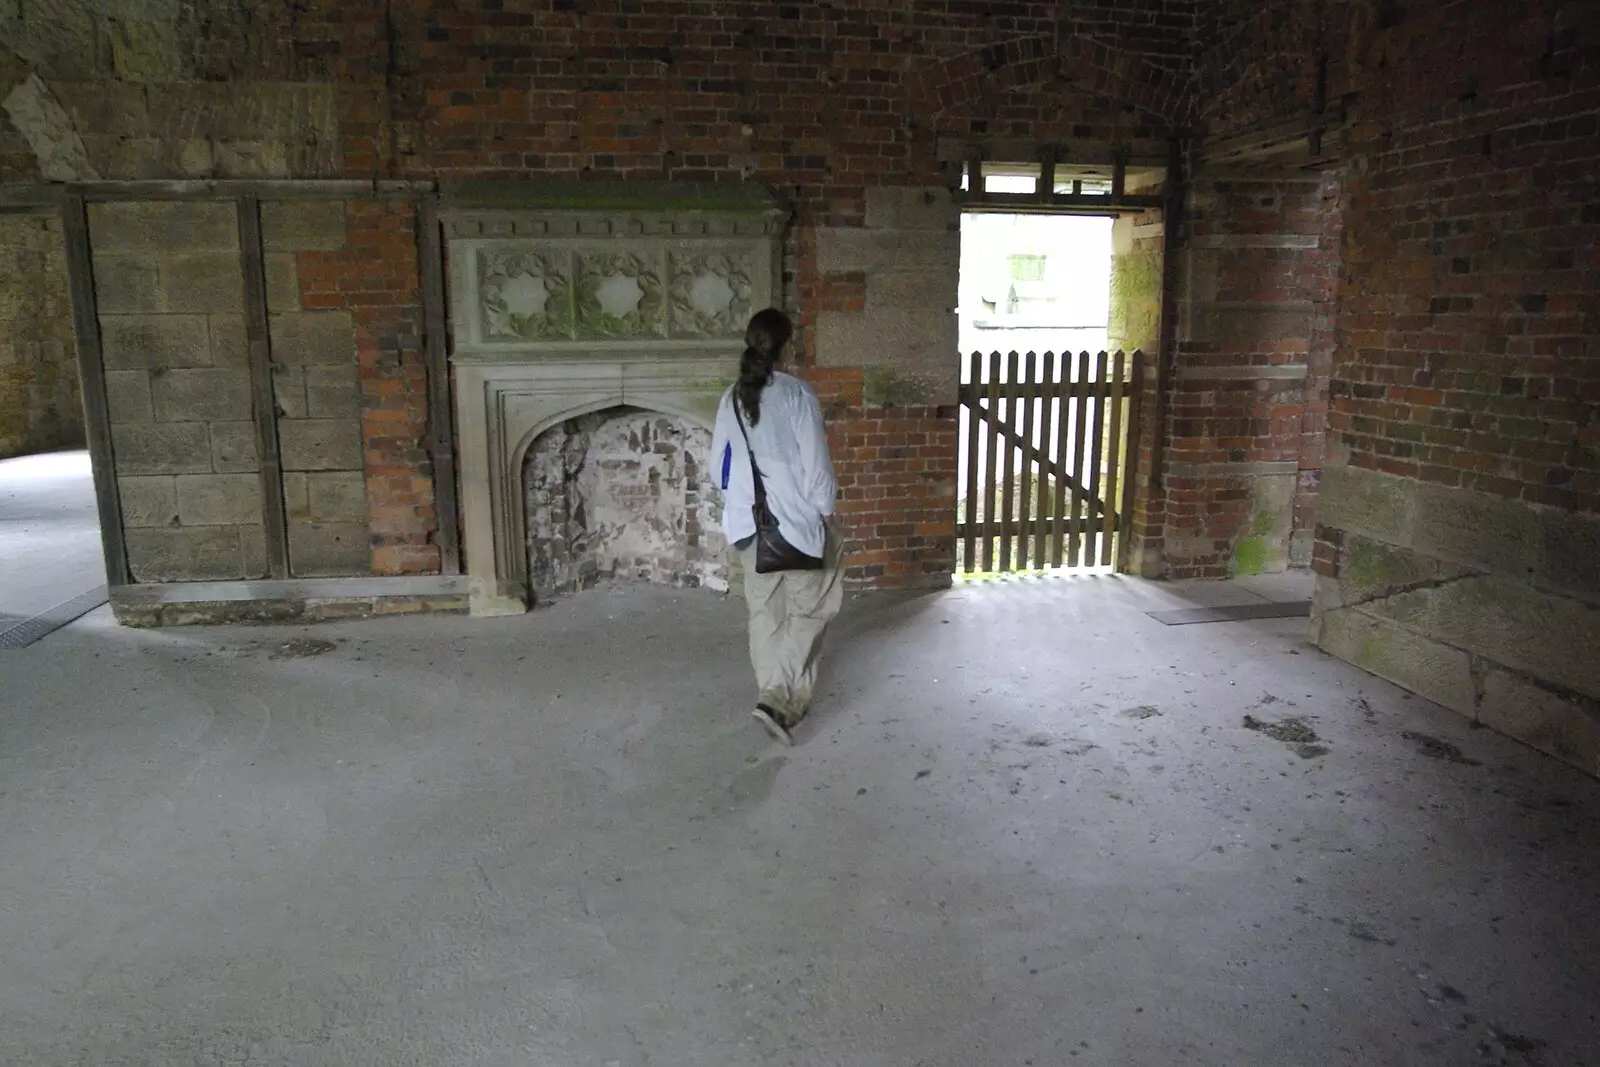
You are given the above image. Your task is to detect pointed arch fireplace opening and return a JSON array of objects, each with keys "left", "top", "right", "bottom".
[{"left": 522, "top": 405, "right": 727, "bottom": 598}]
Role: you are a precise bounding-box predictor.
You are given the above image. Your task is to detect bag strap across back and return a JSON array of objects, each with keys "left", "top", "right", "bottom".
[{"left": 732, "top": 399, "right": 772, "bottom": 512}]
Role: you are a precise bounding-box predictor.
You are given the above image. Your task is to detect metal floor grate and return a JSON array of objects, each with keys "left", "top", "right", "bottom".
[
  {"left": 0, "top": 586, "right": 109, "bottom": 649},
  {"left": 1146, "top": 599, "right": 1312, "bottom": 626}
]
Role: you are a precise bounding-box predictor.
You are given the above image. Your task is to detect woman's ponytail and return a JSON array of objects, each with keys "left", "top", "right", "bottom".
[{"left": 736, "top": 308, "right": 793, "bottom": 426}]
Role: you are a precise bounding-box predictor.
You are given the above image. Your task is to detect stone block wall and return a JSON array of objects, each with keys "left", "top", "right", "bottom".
[
  {"left": 1313, "top": 467, "right": 1600, "bottom": 774},
  {"left": 2, "top": 5, "right": 341, "bottom": 182},
  {"left": 85, "top": 196, "right": 434, "bottom": 585},
  {"left": 89, "top": 201, "right": 269, "bottom": 582},
  {"left": 261, "top": 200, "right": 369, "bottom": 577},
  {"left": 813, "top": 187, "right": 960, "bottom": 407},
  {"left": 810, "top": 187, "right": 961, "bottom": 588},
  {"left": 0, "top": 211, "right": 82, "bottom": 458}
]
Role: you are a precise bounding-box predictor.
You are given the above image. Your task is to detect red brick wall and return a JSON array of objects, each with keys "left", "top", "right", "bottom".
[
  {"left": 272, "top": 2, "right": 1196, "bottom": 589},
  {"left": 1158, "top": 173, "right": 1342, "bottom": 577},
  {"left": 1327, "top": 2, "right": 1600, "bottom": 517},
  {"left": 5, "top": 2, "right": 1199, "bottom": 590},
  {"left": 1197, "top": 0, "right": 1346, "bottom": 136},
  {"left": 272, "top": 2, "right": 1197, "bottom": 193},
  {"left": 1195, "top": 0, "right": 1600, "bottom": 566},
  {"left": 804, "top": 368, "right": 958, "bottom": 588},
  {"left": 294, "top": 202, "right": 440, "bottom": 575}
]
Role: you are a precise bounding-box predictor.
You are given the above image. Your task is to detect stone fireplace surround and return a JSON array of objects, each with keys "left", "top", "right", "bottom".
[{"left": 442, "top": 182, "right": 789, "bottom": 615}]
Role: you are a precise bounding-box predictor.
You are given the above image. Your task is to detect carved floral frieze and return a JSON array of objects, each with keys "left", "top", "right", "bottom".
[
  {"left": 459, "top": 232, "right": 773, "bottom": 351},
  {"left": 479, "top": 250, "right": 574, "bottom": 341},
  {"left": 668, "top": 251, "right": 754, "bottom": 339},
  {"left": 574, "top": 251, "right": 667, "bottom": 339}
]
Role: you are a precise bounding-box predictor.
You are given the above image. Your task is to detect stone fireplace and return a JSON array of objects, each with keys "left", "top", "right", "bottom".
[{"left": 442, "top": 182, "right": 789, "bottom": 615}]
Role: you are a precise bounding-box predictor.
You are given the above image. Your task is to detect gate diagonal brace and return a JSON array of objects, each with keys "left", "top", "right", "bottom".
[{"left": 959, "top": 394, "right": 1108, "bottom": 517}]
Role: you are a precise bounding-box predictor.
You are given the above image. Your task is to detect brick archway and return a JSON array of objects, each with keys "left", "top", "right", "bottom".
[{"left": 906, "top": 32, "right": 1191, "bottom": 131}]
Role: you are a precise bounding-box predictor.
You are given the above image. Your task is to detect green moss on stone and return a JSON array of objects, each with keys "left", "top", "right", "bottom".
[
  {"left": 1355, "top": 629, "right": 1392, "bottom": 673},
  {"left": 864, "top": 368, "right": 935, "bottom": 406},
  {"left": 1345, "top": 537, "right": 1425, "bottom": 593},
  {"left": 1107, "top": 250, "right": 1162, "bottom": 354},
  {"left": 1318, "top": 466, "right": 1417, "bottom": 544},
  {"left": 1233, "top": 536, "right": 1268, "bottom": 576}
]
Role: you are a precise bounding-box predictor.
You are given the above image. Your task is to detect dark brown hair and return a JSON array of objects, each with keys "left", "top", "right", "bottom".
[{"left": 737, "top": 307, "right": 792, "bottom": 427}]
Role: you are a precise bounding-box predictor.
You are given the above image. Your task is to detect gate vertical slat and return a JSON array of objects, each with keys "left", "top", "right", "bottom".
[
  {"left": 998, "top": 351, "right": 1021, "bottom": 573},
  {"left": 1101, "top": 350, "right": 1127, "bottom": 567},
  {"left": 1034, "top": 352, "right": 1055, "bottom": 569},
  {"left": 1050, "top": 356, "right": 1071, "bottom": 567},
  {"left": 954, "top": 346, "right": 1144, "bottom": 577},
  {"left": 1085, "top": 350, "right": 1111, "bottom": 565},
  {"left": 1016, "top": 352, "right": 1037, "bottom": 571},
  {"left": 1067, "top": 351, "right": 1090, "bottom": 567},
  {"left": 982, "top": 351, "right": 1002, "bottom": 573},
  {"left": 963, "top": 350, "right": 981, "bottom": 573}
]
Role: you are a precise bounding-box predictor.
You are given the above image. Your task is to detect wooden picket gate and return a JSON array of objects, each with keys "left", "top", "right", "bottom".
[{"left": 957, "top": 349, "right": 1145, "bottom": 575}]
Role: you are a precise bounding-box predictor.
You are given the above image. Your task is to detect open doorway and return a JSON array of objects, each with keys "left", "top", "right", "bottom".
[
  {"left": 0, "top": 208, "right": 107, "bottom": 646},
  {"left": 954, "top": 206, "right": 1141, "bottom": 578}
]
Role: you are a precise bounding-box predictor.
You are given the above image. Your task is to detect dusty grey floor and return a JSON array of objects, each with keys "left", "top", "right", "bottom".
[
  {"left": 2, "top": 571, "right": 1599, "bottom": 1066},
  {"left": 0, "top": 450, "right": 105, "bottom": 628}
]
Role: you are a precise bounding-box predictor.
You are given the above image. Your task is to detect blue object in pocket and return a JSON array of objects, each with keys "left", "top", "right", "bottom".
[{"left": 721, "top": 442, "right": 732, "bottom": 490}]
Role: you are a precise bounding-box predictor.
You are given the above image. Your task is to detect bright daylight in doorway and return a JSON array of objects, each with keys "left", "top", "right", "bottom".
[{"left": 956, "top": 211, "right": 1129, "bottom": 581}]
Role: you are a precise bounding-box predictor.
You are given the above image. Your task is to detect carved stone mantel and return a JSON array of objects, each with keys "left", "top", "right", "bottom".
[{"left": 442, "top": 181, "right": 790, "bottom": 615}]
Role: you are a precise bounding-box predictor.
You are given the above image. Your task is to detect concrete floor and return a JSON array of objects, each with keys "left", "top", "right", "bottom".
[
  {"left": 0, "top": 450, "right": 105, "bottom": 628},
  {"left": 3, "top": 571, "right": 1599, "bottom": 1066}
]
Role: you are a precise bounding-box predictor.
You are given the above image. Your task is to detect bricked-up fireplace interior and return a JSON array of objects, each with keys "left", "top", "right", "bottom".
[
  {"left": 523, "top": 406, "right": 726, "bottom": 597},
  {"left": 442, "top": 181, "right": 788, "bottom": 615}
]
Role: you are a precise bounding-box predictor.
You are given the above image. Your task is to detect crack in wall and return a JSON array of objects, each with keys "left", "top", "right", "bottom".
[
  {"left": 1329, "top": 570, "right": 1600, "bottom": 767},
  {"left": 1340, "top": 569, "right": 1483, "bottom": 611}
]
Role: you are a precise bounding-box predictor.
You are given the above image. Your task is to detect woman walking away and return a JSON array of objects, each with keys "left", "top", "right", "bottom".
[{"left": 710, "top": 308, "right": 844, "bottom": 745}]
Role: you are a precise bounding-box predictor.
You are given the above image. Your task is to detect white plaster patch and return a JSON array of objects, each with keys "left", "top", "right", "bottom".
[{"left": 525, "top": 408, "right": 726, "bottom": 596}]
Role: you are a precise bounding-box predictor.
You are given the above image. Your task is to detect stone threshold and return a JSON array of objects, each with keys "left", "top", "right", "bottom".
[{"left": 110, "top": 576, "right": 470, "bottom": 627}]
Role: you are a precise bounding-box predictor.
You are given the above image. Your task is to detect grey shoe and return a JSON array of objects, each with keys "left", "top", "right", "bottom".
[{"left": 752, "top": 704, "right": 793, "bottom": 746}]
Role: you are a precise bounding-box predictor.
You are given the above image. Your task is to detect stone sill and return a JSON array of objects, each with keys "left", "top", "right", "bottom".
[{"left": 110, "top": 576, "right": 469, "bottom": 627}]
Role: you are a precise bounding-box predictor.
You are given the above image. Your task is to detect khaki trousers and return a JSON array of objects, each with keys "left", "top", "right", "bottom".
[{"left": 738, "top": 529, "right": 845, "bottom": 725}]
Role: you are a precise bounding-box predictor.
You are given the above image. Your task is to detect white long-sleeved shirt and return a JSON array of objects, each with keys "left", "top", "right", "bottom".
[{"left": 709, "top": 372, "right": 837, "bottom": 558}]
